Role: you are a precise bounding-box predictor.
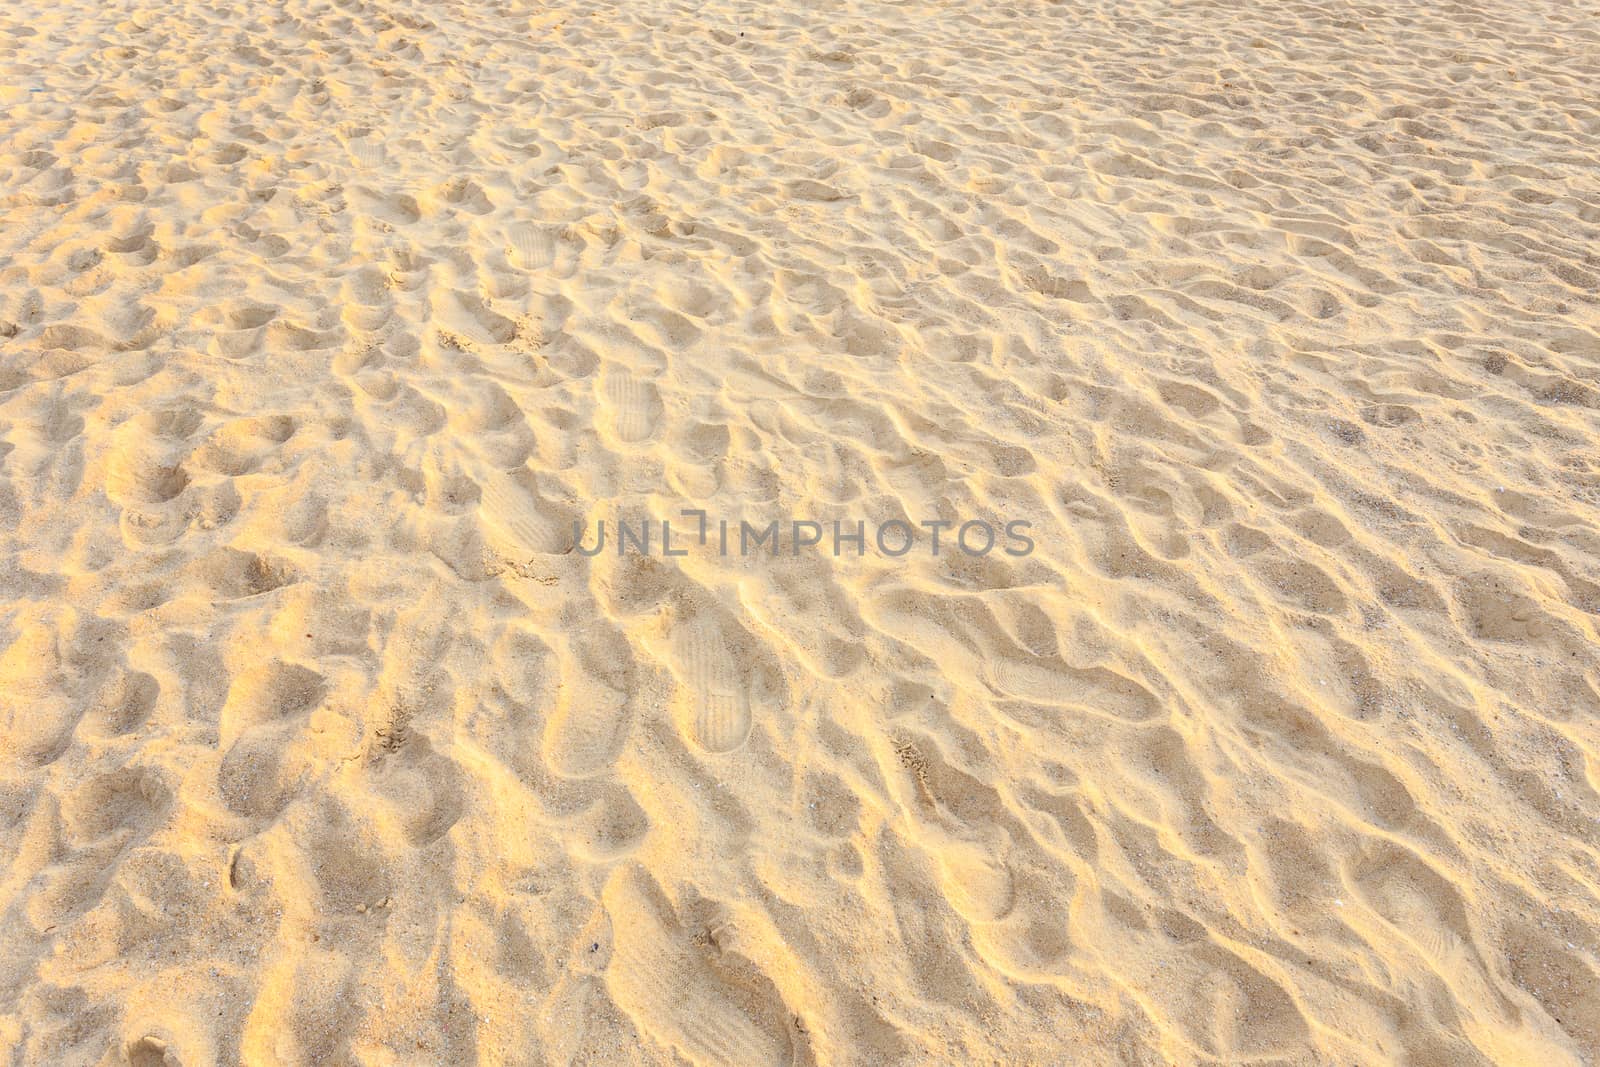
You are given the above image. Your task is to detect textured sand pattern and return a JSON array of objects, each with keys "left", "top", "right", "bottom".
[{"left": 3, "top": 0, "right": 1600, "bottom": 1063}]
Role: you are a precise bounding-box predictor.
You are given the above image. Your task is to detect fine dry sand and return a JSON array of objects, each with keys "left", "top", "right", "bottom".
[{"left": 3, "top": 0, "right": 1600, "bottom": 1064}]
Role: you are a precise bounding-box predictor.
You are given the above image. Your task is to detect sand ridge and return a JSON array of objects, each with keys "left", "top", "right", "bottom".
[{"left": 2, "top": 0, "right": 1600, "bottom": 1063}]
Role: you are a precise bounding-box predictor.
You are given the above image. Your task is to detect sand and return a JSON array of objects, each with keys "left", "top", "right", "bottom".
[{"left": 2, "top": 0, "right": 1600, "bottom": 1063}]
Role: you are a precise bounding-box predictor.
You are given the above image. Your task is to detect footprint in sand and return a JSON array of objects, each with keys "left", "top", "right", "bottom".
[
  {"left": 600, "top": 367, "right": 662, "bottom": 444},
  {"left": 345, "top": 135, "right": 385, "bottom": 170},
  {"left": 477, "top": 466, "right": 576, "bottom": 557},
  {"left": 542, "top": 625, "right": 637, "bottom": 779},
  {"left": 507, "top": 221, "right": 556, "bottom": 272},
  {"left": 667, "top": 611, "right": 756, "bottom": 754},
  {"left": 603, "top": 865, "right": 791, "bottom": 1067}
]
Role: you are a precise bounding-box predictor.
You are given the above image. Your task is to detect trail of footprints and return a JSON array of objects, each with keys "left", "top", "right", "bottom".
[{"left": 4, "top": 0, "right": 1600, "bottom": 1061}]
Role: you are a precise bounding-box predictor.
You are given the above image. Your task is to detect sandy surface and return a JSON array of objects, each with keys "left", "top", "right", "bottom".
[{"left": 3, "top": 0, "right": 1600, "bottom": 1063}]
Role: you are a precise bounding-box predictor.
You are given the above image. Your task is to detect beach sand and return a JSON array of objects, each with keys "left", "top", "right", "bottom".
[{"left": 3, "top": 0, "right": 1600, "bottom": 1063}]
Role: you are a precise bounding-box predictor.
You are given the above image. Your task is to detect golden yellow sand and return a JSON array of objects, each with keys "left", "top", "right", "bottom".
[{"left": 2, "top": 0, "right": 1599, "bottom": 1063}]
